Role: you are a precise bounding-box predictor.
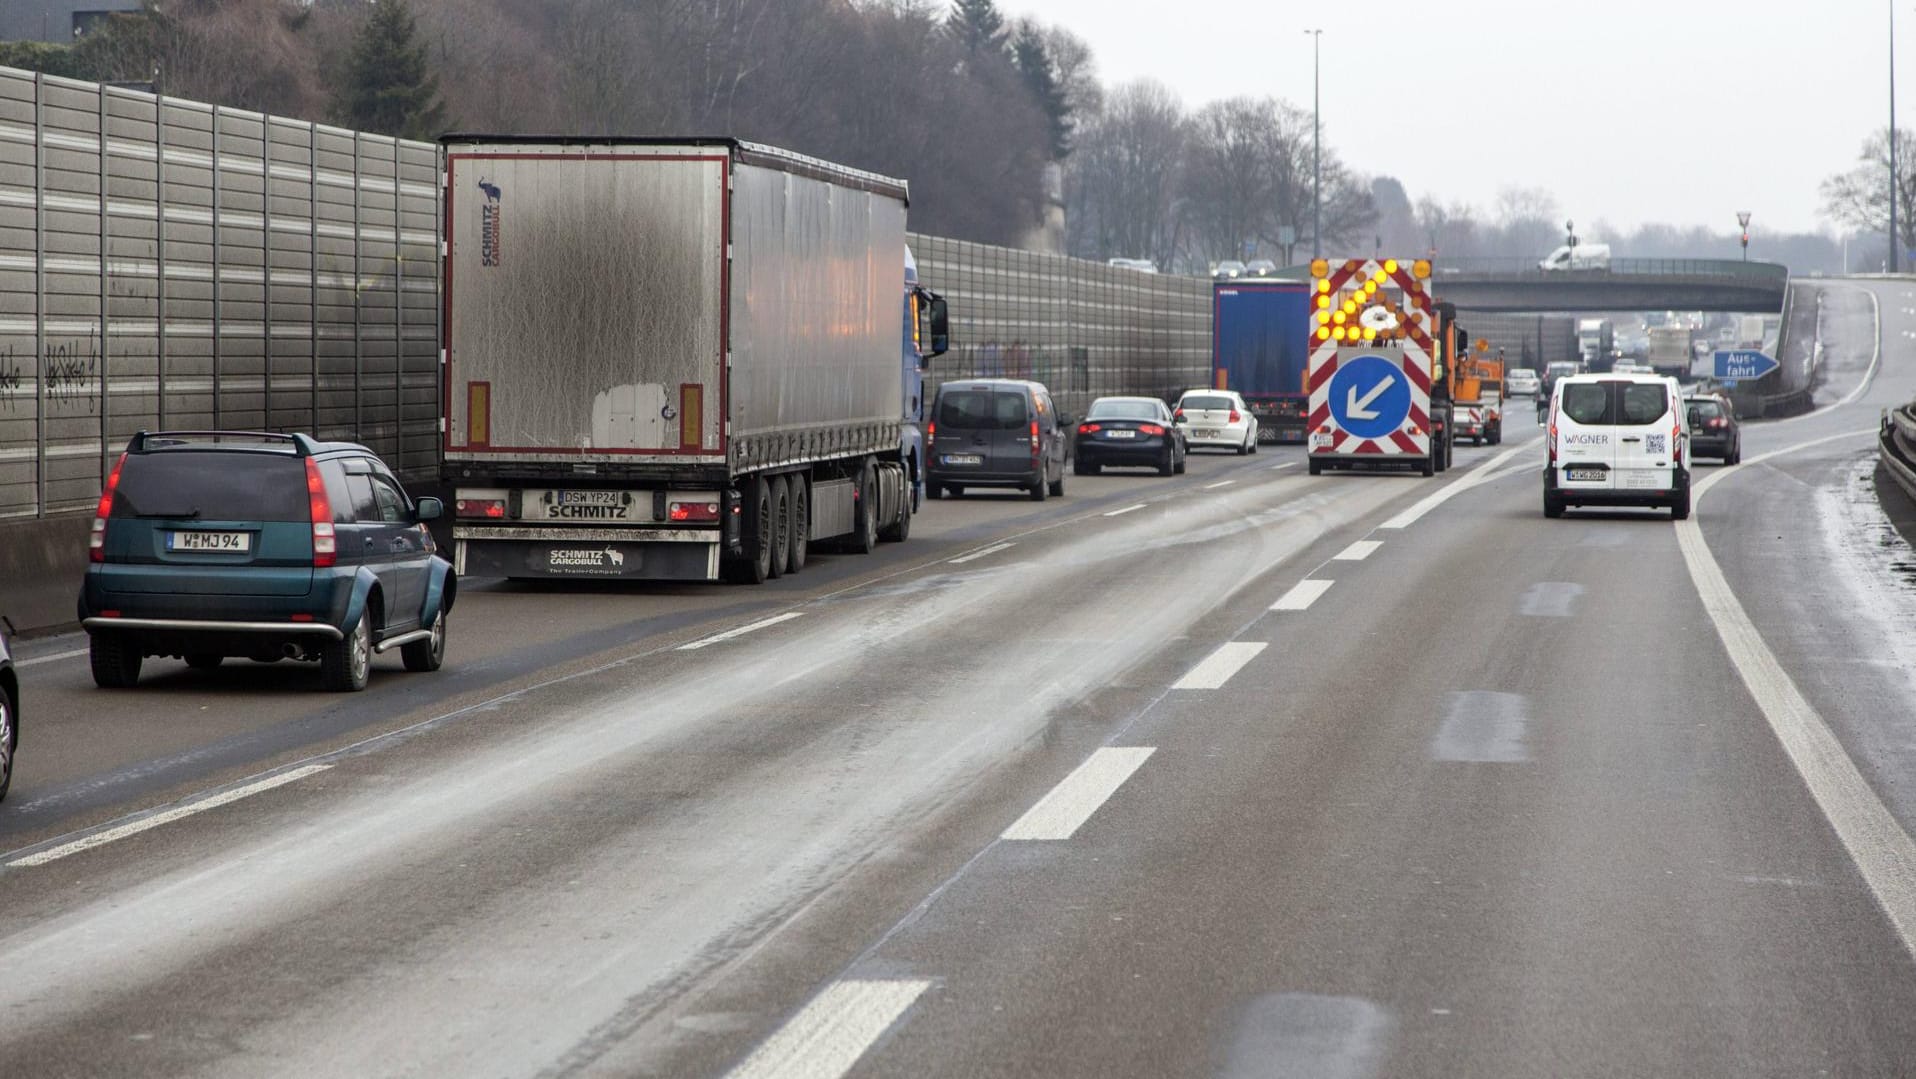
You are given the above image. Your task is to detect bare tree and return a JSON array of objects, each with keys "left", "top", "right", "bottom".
[
  {"left": 1065, "top": 79, "right": 1185, "bottom": 266},
  {"left": 1820, "top": 128, "right": 1916, "bottom": 255}
]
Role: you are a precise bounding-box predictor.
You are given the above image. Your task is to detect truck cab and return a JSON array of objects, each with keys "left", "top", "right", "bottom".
[{"left": 903, "top": 247, "right": 950, "bottom": 508}]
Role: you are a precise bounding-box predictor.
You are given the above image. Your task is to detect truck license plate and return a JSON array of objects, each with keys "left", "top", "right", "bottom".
[
  {"left": 943, "top": 454, "right": 982, "bottom": 466},
  {"left": 558, "top": 490, "right": 621, "bottom": 506},
  {"left": 1310, "top": 433, "right": 1334, "bottom": 449},
  {"left": 168, "top": 531, "right": 250, "bottom": 552}
]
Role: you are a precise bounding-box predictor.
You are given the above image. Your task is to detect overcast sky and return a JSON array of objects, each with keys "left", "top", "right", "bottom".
[{"left": 1007, "top": 0, "right": 1885, "bottom": 239}]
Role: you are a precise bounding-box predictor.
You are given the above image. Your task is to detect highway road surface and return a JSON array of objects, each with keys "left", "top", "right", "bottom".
[{"left": 4, "top": 280, "right": 1916, "bottom": 1077}]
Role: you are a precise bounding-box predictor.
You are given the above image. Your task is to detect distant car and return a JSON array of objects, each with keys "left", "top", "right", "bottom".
[
  {"left": 1174, "top": 390, "right": 1259, "bottom": 454},
  {"left": 1074, "top": 396, "right": 1187, "bottom": 476},
  {"left": 79, "top": 431, "right": 456, "bottom": 692},
  {"left": 1244, "top": 259, "right": 1279, "bottom": 278},
  {"left": 926, "top": 379, "right": 1069, "bottom": 501},
  {"left": 1506, "top": 368, "right": 1541, "bottom": 396},
  {"left": 1542, "top": 360, "right": 1581, "bottom": 396},
  {"left": 1685, "top": 394, "right": 1741, "bottom": 464},
  {"left": 1544, "top": 373, "right": 1691, "bottom": 520},
  {"left": 1213, "top": 260, "right": 1247, "bottom": 279},
  {"left": 0, "top": 617, "right": 15, "bottom": 802},
  {"left": 1107, "top": 257, "right": 1158, "bottom": 273}
]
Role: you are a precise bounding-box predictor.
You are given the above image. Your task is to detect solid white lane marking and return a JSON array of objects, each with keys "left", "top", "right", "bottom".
[
  {"left": 677, "top": 612, "right": 805, "bottom": 651},
  {"left": 1271, "top": 579, "right": 1334, "bottom": 611},
  {"left": 725, "top": 979, "right": 931, "bottom": 1079},
  {"left": 1173, "top": 642, "right": 1268, "bottom": 690},
  {"left": 1001, "top": 746, "right": 1156, "bottom": 840},
  {"left": 1103, "top": 503, "right": 1147, "bottom": 517},
  {"left": 1774, "top": 283, "right": 1879, "bottom": 423},
  {"left": 1378, "top": 439, "right": 1534, "bottom": 530},
  {"left": 1333, "top": 540, "right": 1381, "bottom": 562},
  {"left": 15, "top": 647, "right": 87, "bottom": 668},
  {"left": 1204, "top": 480, "right": 1237, "bottom": 489},
  {"left": 1271, "top": 461, "right": 1298, "bottom": 470},
  {"left": 1679, "top": 426, "right": 1916, "bottom": 957},
  {"left": 947, "top": 542, "right": 1014, "bottom": 564},
  {"left": 7, "top": 765, "right": 332, "bottom": 867}
]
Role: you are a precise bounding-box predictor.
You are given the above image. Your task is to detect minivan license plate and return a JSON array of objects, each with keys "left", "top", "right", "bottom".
[
  {"left": 169, "top": 531, "right": 250, "bottom": 552},
  {"left": 943, "top": 454, "right": 982, "bottom": 466}
]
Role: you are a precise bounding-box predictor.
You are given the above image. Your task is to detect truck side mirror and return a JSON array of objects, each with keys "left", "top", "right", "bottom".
[{"left": 927, "top": 296, "right": 950, "bottom": 358}]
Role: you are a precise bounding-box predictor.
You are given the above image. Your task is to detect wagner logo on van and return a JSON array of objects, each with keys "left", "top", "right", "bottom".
[
  {"left": 478, "top": 179, "right": 503, "bottom": 268},
  {"left": 1562, "top": 433, "right": 1610, "bottom": 445}
]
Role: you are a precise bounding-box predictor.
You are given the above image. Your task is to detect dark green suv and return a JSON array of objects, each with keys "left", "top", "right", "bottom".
[{"left": 78, "top": 432, "right": 456, "bottom": 692}]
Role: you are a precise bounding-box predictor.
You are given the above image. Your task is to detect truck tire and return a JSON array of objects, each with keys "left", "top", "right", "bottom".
[
  {"left": 879, "top": 467, "right": 911, "bottom": 542},
  {"left": 768, "top": 476, "right": 793, "bottom": 579},
  {"left": 1420, "top": 453, "right": 1435, "bottom": 478},
  {"left": 847, "top": 463, "right": 879, "bottom": 555},
  {"left": 726, "top": 477, "right": 774, "bottom": 584},
  {"left": 1307, "top": 457, "right": 1324, "bottom": 476},
  {"left": 788, "top": 477, "right": 810, "bottom": 571},
  {"left": 89, "top": 633, "right": 143, "bottom": 689}
]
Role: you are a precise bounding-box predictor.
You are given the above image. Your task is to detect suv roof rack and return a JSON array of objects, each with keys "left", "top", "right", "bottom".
[{"left": 126, "top": 430, "right": 325, "bottom": 456}]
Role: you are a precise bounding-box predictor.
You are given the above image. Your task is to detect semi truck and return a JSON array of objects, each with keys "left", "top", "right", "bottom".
[
  {"left": 438, "top": 136, "right": 948, "bottom": 584},
  {"left": 1211, "top": 279, "right": 1312, "bottom": 443},
  {"left": 1576, "top": 318, "right": 1614, "bottom": 371},
  {"left": 1306, "top": 257, "right": 1446, "bottom": 477}
]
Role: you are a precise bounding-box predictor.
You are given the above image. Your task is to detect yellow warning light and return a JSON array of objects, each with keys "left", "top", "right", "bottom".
[
  {"left": 1316, "top": 295, "right": 1331, "bottom": 309},
  {"left": 1311, "top": 259, "right": 1329, "bottom": 279},
  {"left": 1316, "top": 327, "right": 1331, "bottom": 341},
  {"left": 1362, "top": 281, "right": 1378, "bottom": 296},
  {"left": 1316, "top": 278, "right": 1331, "bottom": 293},
  {"left": 1384, "top": 259, "right": 1399, "bottom": 274},
  {"left": 1412, "top": 259, "right": 1431, "bottom": 280},
  {"left": 1371, "top": 270, "right": 1387, "bottom": 285},
  {"left": 1333, "top": 326, "right": 1347, "bottom": 341},
  {"left": 1332, "top": 310, "right": 1347, "bottom": 325},
  {"left": 1363, "top": 327, "right": 1378, "bottom": 341},
  {"left": 1317, "top": 310, "right": 1332, "bottom": 325},
  {"left": 1342, "top": 300, "right": 1357, "bottom": 315}
]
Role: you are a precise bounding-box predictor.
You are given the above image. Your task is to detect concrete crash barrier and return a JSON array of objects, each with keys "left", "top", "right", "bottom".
[
  {"left": 0, "top": 513, "right": 88, "bottom": 635},
  {"left": 1881, "top": 403, "right": 1916, "bottom": 505}
]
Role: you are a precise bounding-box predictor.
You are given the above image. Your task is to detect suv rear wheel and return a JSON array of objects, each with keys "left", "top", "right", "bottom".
[
  {"left": 401, "top": 612, "right": 447, "bottom": 672},
  {"left": 321, "top": 615, "right": 372, "bottom": 692},
  {"left": 89, "top": 634, "right": 142, "bottom": 689}
]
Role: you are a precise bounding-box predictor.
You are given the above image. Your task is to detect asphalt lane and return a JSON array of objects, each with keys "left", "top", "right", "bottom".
[{"left": 8, "top": 294, "right": 1916, "bottom": 1078}]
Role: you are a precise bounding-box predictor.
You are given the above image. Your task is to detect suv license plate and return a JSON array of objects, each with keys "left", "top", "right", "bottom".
[
  {"left": 1566, "top": 468, "right": 1605, "bottom": 482},
  {"left": 558, "top": 490, "right": 621, "bottom": 506},
  {"left": 943, "top": 454, "right": 982, "bottom": 466},
  {"left": 169, "top": 530, "right": 250, "bottom": 552}
]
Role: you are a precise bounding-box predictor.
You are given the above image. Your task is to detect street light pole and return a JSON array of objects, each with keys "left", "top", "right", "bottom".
[
  {"left": 1893, "top": 0, "right": 1900, "bottom": 273},
  {"left": 1306, "top": 29, "right": 1322, "bottom": 260},
  {"left": 1737, "top": 210, "right": 1752, "bottom": 261}
]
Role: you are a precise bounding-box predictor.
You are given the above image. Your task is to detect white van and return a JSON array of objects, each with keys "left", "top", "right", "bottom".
[
  {"left": 1538, "top": 243, "right": 1611, "bottom": 271},
  {"left": 1543, "top": 372, "right": 1691, "bottom": 519}
]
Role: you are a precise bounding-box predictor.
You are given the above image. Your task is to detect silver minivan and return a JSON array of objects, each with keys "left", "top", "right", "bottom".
[{"left": 1543, "top": 373, "right": 1691, "bottom": 520}]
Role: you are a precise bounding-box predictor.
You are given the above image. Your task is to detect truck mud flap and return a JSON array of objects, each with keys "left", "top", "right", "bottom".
[{"left": 457, "top": 539, "right": 718, "bottom": 581}]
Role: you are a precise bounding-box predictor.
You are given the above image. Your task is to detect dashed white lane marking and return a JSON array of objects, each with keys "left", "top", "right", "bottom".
[
  {"left": 1678, "top": 426, "right": 1916, "bottom": 958},
  {"left": 947, "top": 541, "right": 1014, "bottom": 564},
  {"left": 1271, "top": 462, "right": 1298, "bottom": 470},
  {"left": 725, "top": 978, "right": 932, "bottom": 1079},
  {"left": 15, "top": 647, "right": 86, "bottom": 668},
  {"left": 1173, "top": 641, "right": 1268, "bottom": 690},
  {"left": 1333, "top": 540, "right": 1381, "bottom": 562},
  {"left": 1271, "top": 579, "right": 1335, "bottom": 611},
  {"left": 1103, "top": 503, "right": 1147, "bottom": 517},
  {"left": 678, "top": 612, "right": 805, "bottom": 651},
  {"left": 1204, "top": 480, "right": 1237, "bottom": 489},
  {"left": 1001, "top": 746, "right": 1156, "bottom": 841},
  {"left": 1378, "top": 440, "right": 1534, "bottom": 530},
  {"left": 7, "top": 765, "right": 332, "bottom": 867}
]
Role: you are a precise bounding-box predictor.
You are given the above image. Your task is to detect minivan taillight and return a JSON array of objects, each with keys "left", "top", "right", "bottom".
[
  {"left": 305, "top": 458, "right": 336, "bottom": 567},
  {"left": 1030, "top": 420, "right": 1040, "bottom": 463},
  {"left": 89, "top": 452, "right": 126, "bottom": 563}
]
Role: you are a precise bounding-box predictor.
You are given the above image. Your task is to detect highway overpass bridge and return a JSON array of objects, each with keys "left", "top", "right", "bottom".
[{"left": 1280, "top": 258, "right": 1790, "bottom": 314}]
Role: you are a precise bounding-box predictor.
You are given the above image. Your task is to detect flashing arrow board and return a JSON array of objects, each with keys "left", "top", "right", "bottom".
[
  {"left": 1327, "top": 354, "right": 1412, "bottom": 440},
  {"left": 1713, "top": 349, "right": 1778, "bottom": 381}
]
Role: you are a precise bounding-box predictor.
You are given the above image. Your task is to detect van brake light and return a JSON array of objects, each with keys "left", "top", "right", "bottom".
[{"left": 1030, "top": 420, "right": 1040, "bottom": 464}]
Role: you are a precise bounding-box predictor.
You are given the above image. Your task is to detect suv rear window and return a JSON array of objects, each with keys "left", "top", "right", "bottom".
[
  {"left": 938, "top": 390, "right": 1029, "bottom": 431},
  {"left": 1688, "top": 399, "right": 1724, "bottom": 420},
  {"left": 111, "top": 451, "right": 309, "bottom": 522},
  {"left": 1180, "top": 395, "right": 1233, "bottom": 411},
  {"left": 1560, "top": 383, "right": 1612, "bottom": 425}
]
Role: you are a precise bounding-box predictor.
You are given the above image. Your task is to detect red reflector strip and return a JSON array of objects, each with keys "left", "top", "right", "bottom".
[
  {"left": 289, "top": 613, "right": 315, "bottom": 622},
  {"left": 668, "top": 501, "right": 721, "bottom": 522}
]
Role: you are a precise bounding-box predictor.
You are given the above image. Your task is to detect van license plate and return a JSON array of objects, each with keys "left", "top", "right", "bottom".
[
  {"left": 169, "top": 531, "right": 250, "bottom": 552},
  {"left": 1566, "top": 468, "right": 1605, "bottom": 482},
  {"left": 558, "top": 490, "right": 620, "bottom": 506},
  {"left": 943, "top": 454, "right": 982, "bottom": 466}
]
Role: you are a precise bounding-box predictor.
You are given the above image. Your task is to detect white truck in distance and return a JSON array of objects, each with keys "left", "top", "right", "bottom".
[
  {"left": 1539, "top": 243, "right": 1611, "bottom": 271},
  {"left": 1576, "top": 318, "right": 1614, "bottom": 370},
  {"left": 439, "top": 136, "right": 948, "bottom": 585}
]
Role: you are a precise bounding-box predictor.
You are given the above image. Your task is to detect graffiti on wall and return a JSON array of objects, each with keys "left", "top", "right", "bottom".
[{"left": 0, "top": 330, "right": 103, "bottom": 414}]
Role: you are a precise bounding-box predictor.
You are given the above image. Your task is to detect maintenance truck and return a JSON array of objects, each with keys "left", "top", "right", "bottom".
[
  {"left": 1646, "top": 325, "right": 1692, "bottom": 381},
  {"left": 439, "top": 136, "right": 948, "bottom": 584},
  {"left": 1306, "top": 257, "right": 1445, "bottom": 477},
  {"left": 1211, "top": 279, "right": 1312, "bottom": 443},
  {"left": 1451, "top": 349, "right": 1504, "bottom": 445}
]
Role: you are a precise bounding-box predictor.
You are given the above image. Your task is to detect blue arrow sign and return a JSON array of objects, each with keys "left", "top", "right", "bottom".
[
  {"left": 1713, "top": 349, "right": 1777, "bottom": 381},
  {"left": 1327, "top": 354, "right": 1412, "bottom": 441}
]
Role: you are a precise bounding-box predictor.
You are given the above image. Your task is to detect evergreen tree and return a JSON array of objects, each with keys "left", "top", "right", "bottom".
[
  {"left": 946, "top": 0, "right": 1007, "bottom": 54},
  {"left": 337, "top": 0, "right": 445, "bottom": 140},
  {"left": 1012, "top": 24, "right": 1070, "bottom": 159}
]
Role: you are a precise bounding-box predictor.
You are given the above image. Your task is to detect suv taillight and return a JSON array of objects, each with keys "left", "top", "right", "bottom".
[
  {"left": 89, "top": 453, "right": 126, "bottom": 563},
  {"left": 305, "top": 458, "right": 336, "bottom": 567}
]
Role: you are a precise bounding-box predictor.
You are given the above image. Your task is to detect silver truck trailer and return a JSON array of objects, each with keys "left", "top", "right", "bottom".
[{"left": 440, "top": 136, "right": 926, "bottom": 582}]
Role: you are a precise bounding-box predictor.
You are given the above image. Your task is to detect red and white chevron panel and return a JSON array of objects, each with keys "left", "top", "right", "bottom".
[{"left": 1306, "top": 257, "right": 1434, "bottom": 458}]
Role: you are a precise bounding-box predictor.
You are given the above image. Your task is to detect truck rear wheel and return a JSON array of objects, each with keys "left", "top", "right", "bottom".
[
  {"left": 879, "top": 465, "right": 911, "bottom": 542},
  {"left": 768, "top": 476, "right": 793, "bottom": 578},
  {"left": 1307, "top": 457, "right": 1324, "bottom": 476},
  {"left": 788, "top": 477, "right": 810, "bottom": 572},
  {"left": 726, "top": 477, "right": 774, "bottom": 584},
  {"left": 847, "top": 463, "right": 879, "bottom": 555}
]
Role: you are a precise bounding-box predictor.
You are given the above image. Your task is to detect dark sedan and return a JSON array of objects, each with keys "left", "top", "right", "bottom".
[
  {"left": 1073, "top": 397, "right": 1187, "bottom": 476},
  {"left": 1685, "top": 394, "right": 1741, "bottom": 464}
]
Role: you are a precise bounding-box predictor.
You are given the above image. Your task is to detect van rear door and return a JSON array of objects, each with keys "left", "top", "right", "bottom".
[
  {"left": 1611, "top": 380, "right": 1678, "bottom": 493},
  {"left": 988, "top": 390, "right": 1035, "bottom": 475},
  {"left": 1554, "top": 381, "right": 1617, "bottom": 492}
]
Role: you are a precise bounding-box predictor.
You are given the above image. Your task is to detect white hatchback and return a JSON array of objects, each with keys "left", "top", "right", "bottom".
[
  {"left": 1543, "top": 373, "right": 1690, "bottom": 519},
  {"left": 1174, "top": 390, "right": 1259, "bottom": 454},
  {"left": 1506, "top": 368, "right": 1540, "bottom": 396}
]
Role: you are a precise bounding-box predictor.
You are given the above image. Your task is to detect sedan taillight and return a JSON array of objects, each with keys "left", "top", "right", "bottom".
[
  {"left": 1078, "top": 423, "right": 1101, "bottom": 434},
  {"left": 1139, "top": 424, "right": 1166, "bottom": 436}
]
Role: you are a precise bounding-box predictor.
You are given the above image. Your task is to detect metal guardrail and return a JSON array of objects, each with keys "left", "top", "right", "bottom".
[{"left": 1881, "top": 403, "right": 1916, "bottom": 504}]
